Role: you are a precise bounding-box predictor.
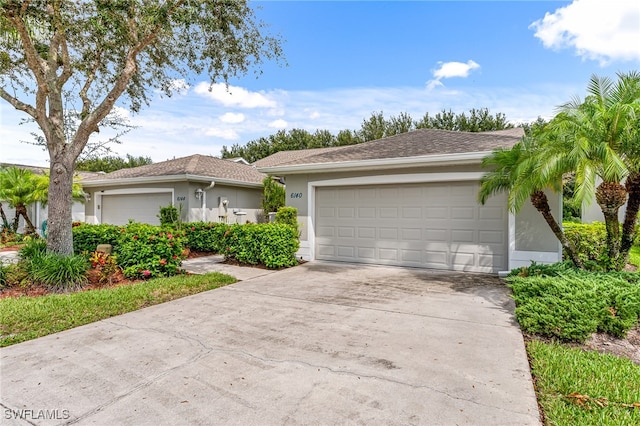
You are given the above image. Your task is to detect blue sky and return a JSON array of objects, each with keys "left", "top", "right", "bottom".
[{"left": 1, "top": 0, "right": 639, "bottom": 167}]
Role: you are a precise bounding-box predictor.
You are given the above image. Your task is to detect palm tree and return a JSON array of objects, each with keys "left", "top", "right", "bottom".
[
  {"left": 478, "top": 136, "right": 584, "bottom": 269},
  {"left": 0, "top": 166, "right": 39, "bottom": 234},
  {"left": 0, "top": 166, "right": 85, "bottom": 236},
  {"left": 548, "top": 72, "right": 640, "bottom": 269}
]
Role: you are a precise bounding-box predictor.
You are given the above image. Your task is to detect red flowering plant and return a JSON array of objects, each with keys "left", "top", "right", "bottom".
[
  {"left": 89, "top": 251, "right": 121, "bottom": 285},
  {"left": 114, "top": 223, "right": 187, "bottom": 279}
]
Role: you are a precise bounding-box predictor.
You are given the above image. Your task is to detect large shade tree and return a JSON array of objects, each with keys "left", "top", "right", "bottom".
[
  {"left": 0, "top": 0, "right": 283, "bottom": 255},
  {"left": 547, "top": 72, "right": 640, "bottom": 269}
]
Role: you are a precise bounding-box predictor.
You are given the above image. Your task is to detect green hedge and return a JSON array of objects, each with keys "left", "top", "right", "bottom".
[
  {"left": 184, "top": 222, "right": 229, "bottom": 253},
  {"left": 72, "top": 224, "right": 121, "bottom": 254},
  {"left": 184, "top": 221, "right": 299, "bottom": 269},
  {"left": 73, "top": 223, "right": 186, "bottom": 279},
  {"left": 224, "top": 223, "right": 299, "bottom": 268},
  {"left": 563, "top": 222, "right": 640, "bottom": 270},
  {"left": 507, "top": 267, "right": 640, "bottom": 342}
]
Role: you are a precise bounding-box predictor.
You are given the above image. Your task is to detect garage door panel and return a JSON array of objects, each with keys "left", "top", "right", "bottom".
[
  {"left": 425, "top": 207, "right": 448, "bottom": 219},
  {"left": 102, "top": 193, "right": 171, "bottom": 226},
  {"left": 451, "top": 230, "right": 475, "bottom": 243},
  {"left": 479, "top": 230, "right": 504, "bottom": 244},
  {"left": 315, "top": 183, "right": 507, "bottom": 272},
  {"left": 358, "top": 207, "right": 376, "bottom": 218},
  {"left": 379, "top": 227, "right": 398, "bottom": 239}
]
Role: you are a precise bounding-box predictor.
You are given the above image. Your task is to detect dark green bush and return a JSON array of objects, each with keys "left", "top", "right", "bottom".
[
  {"left": 262, "top": 176, "right": 285, "bottom": 216},
  {"left": 158, "top": 205, "right": 179, "bottom": 227},
  {"left": 275, "top": 206, "right": 298, "bottom": 228},
  {"left": 73, "top": 224, "right": 122, "bottom": 254},
  {"left": 508, "top": 269, "right": 640, "bottom": 342},
  {"left": 563, "top": 222, "right": 609, "bottom": 270},
  {"left": 184, "top": 222, "right": 228, "bottom": 253},
  {"left": 223, "top": 223, "right": 299, "bottom": 268},
  {"left": 114, "top": 223, "right": 186, "bottom": 279}
]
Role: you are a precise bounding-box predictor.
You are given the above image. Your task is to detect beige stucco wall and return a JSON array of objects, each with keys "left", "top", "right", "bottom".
[{"left": 514, "top": 189, "right": 562, "bottom": 252}]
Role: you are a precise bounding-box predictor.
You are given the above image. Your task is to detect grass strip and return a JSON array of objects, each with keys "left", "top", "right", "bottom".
[
  {"left": 630, "top": 246, "right": 640, "bottom": 268},
  {"left": 0, "top": 272, "right": 236, "bottom": 347},
  {"left": 527, "top": 340, "right": 640, "bottom": 425}
]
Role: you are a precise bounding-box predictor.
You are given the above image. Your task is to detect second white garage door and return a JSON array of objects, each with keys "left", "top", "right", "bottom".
[
  {"left": 101, "top": 192, "right": 172, "bottom": 226},
  {"left": 315, "top": 182, "right": 507, "bottom": 273}
]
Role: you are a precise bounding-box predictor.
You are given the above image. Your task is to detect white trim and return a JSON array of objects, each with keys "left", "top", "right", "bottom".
[
  {"left": 310, "top": 172, "right": 485, "bottom": 187},
  {"left": 82, "top": 174, "right": 262, "bottom": 189},
  {"left": 260, "top": 151, "right": 490, "bottom": 174},
  {"left": 94, "top": 188, "right": 174, "bottom": 224}
]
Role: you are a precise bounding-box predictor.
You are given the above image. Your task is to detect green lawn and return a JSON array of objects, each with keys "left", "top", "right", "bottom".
[
  {"left": 0, "top": 272, "right": 236, "bottom": 347},
  {"left": 630, "top": 245, "right": 640, "bottom": 267},
  {"left": 528, "top": 340, "right": 640, "bottom": 425}
]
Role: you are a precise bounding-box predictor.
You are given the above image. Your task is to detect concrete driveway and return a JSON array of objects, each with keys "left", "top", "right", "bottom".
[{"left": 0, "top": 262, "right": 540, "bottom": 425}]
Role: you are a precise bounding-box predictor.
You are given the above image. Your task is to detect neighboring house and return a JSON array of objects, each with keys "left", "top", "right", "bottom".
[
  {"left": 257, "top": 128, "right": 562, "bottom": 274},
  {"left": 81, "top": 154, "right": 267, "bottom": 226},
  {"left": 0, "top": 163, "right": 95, "bottom": 234}
]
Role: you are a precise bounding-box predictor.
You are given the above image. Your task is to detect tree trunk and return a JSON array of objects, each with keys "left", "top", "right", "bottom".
[
  {"left": 0, "top": 202, "right": 9, "bottom": 230},
  {"left": 595, "top": 181, "right": 627, "bottom": 268},
  {"left": 618, "top": 172, "right": 640, "bottom": 267},
  {"left": 46, "top": 159, "right": 75, "bottom": 256},
  {"left": 529, "top": 191, "right": 584, "bottom": 269},
  {"left": 15, "top": 203, "right": 37, "bottom": 235}
]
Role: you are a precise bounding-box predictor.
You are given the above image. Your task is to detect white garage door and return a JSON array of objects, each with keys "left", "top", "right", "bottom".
[
  {"left": 315, "top": 182, "right": 507, "bottom": 273},
  {"left": 101, "top": 193, "right": 172, "bottom": 226}
]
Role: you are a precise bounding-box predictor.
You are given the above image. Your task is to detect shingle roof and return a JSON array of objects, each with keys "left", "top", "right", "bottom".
[
  {"left": 83, "top": 154, "right": 266, "bottom": 184},
  {"left": 257, "top": 128, "right": 524, "bottom": 168},
  {"left": 1, "top": 162, "right": 104, "bottom": 180},
  {"left": 252, "top": 146, "right": 343, "bottom": 168}
]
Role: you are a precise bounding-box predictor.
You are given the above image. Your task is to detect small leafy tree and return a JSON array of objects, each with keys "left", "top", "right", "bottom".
[
  {"left": 0, "top": 1, "right": 283, "bottom": 256},
  {"left": 262, "top": 177, "right": 285, "bottom": 216}
]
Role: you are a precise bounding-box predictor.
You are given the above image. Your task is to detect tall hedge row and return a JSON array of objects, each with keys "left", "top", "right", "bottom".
[{"left": 73, "top": 221, "right": 300, "bottom": 271}]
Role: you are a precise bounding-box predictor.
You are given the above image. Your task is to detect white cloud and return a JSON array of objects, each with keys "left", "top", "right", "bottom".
[
  {"left": 219, "top": 112, "right": 245, "bottom": 124},
  {"left": 433, "top": 60, "right": 480, "bottom": 79},
  {"left": 427, "top": 60, "right": 480, "bottom": 90},
  {"left": 308, "top": 110, "right": 321, "bottom": 119},
  {"left": 530, "top": 0, "right": 640, "bottom": 64},
  {"left": 193, "top": 82, "right": 277, "bottom": 108},
  {"left": 203, "top": 127, "right": 240, "bottom": 140},
  {"left": 268, "top": 119, "right": 288, "bottom": 129}
]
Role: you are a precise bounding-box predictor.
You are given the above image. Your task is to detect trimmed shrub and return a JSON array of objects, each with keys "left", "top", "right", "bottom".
[
  {"left": 275, "top": 206, "right": 298, "bottom": 228},
  {"left": 73, "top": 224, "right": 121, "bottom": 254},
  {"left": 223, "top": 223, "right": 299, "bottom": 268},
  {"left": 114, "top": 223, "right": 186, "bottom": 279},
  {"left": 563, "top": 222, "right": 609, "bottom": 270},
  {"left": 184, "top": 222, "right": 228, "bottom": 253},
  {"left": 158, "top": 205, "right": 179, "bottom": 227},
  {"left": 507, "top": 268, "right": 640, "bottom": 342},
  {"left": 262, "top": 176, "right": 285, "bottom": 216}
]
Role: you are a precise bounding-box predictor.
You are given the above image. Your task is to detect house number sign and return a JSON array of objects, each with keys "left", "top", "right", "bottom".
[{"left": 290, "top": 192, "right": 303, "bottom": 199}]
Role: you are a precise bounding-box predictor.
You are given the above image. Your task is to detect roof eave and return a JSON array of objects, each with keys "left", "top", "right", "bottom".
[
  {"left": 81, "top": 174, "right": 263, "bottom": 188},
  {"left": 258, "top": 151, "right": 492, "bottom": 175}
]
